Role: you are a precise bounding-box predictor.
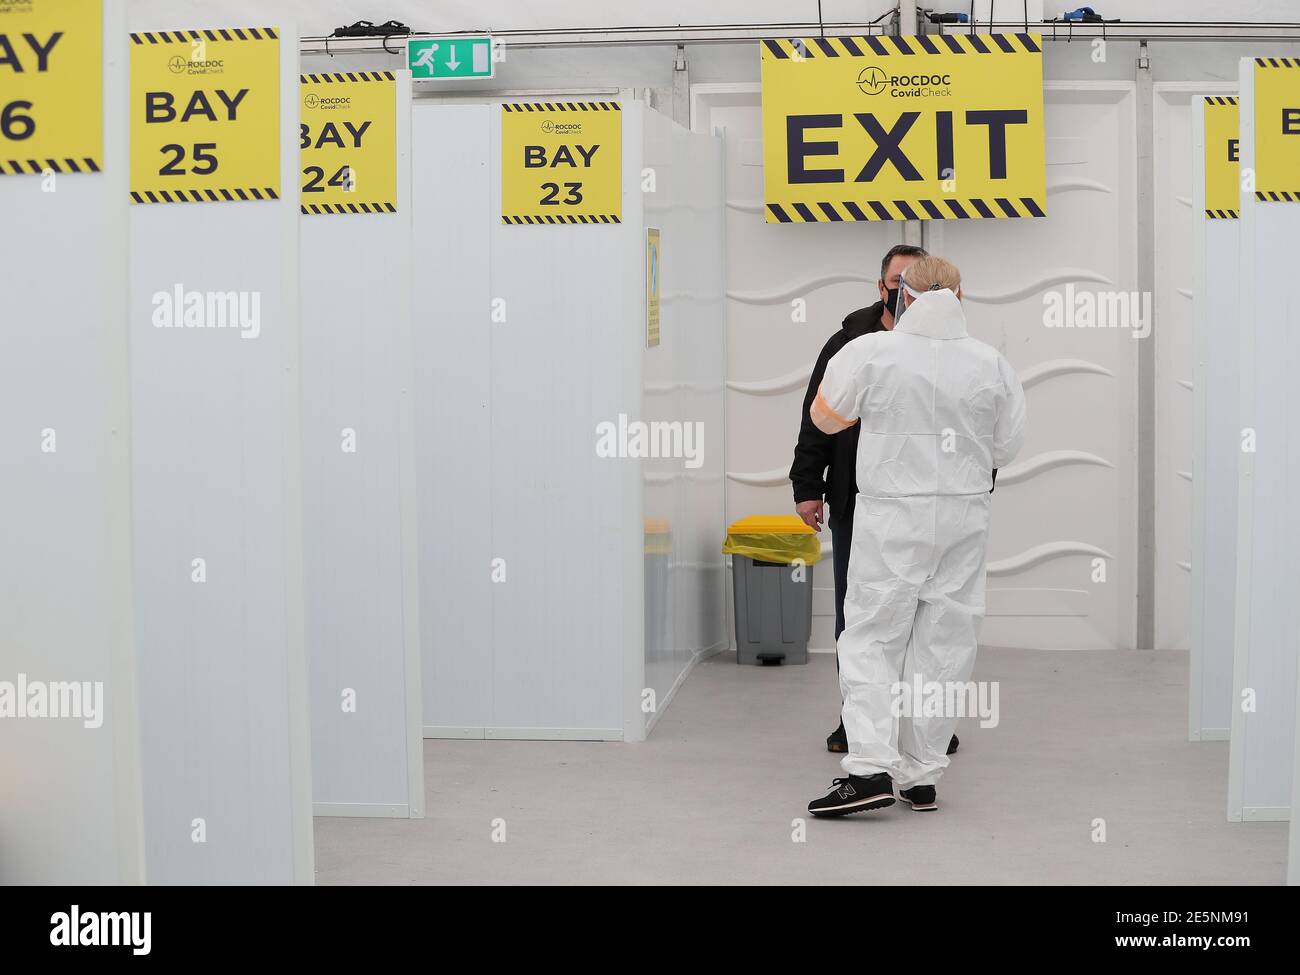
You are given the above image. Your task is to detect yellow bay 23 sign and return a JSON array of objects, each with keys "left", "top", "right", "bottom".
[
  {"left": 760, "top": 32, "right": 1046, "bottom": 222},
  {"left": 501, "top": 101, "right": 622, "bottom": 224}
]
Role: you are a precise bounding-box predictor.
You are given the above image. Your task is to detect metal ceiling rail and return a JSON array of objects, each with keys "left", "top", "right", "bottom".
[
  {"left": 301, "top": 22, "right": 891, "bottom": 55},
  {"left": 300, "top": 20, "right": 1300, "bottom": 56},
  {"left": 945, "top": 21, "right": 1300, "bottom": 42}
]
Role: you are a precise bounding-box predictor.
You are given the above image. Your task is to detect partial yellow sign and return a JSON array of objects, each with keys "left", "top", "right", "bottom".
[
  {"left": 1203, "top": 96, "right": 1239, "bottom": 218},
  {"left": 300, "top": 72, "right": 396, "bottom": 214},
  {"left": 1253, "top": 58, "right": 1300, "bottom": 202},
  {"left": 0, "top": 0, "right": 102, "bottom": 175},
  {"left": 646, "top": 228, "right": 661, "bottom": 347},
  {"left": 760, "top": 32, "right": 1046, "bottom": 222},
  {"left": 501, "top": 101, "right": 622, "bottom": 224},
  {"left": 130, "top": 26, "right": 280, "bottom": 204}
]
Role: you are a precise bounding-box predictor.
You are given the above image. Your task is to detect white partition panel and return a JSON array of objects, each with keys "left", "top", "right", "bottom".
[
  {"left": 0, "top": 0, "right": 145, "bottom": 885},
  {"left": 1189, "top": 96, "right": 1240, "bottom": 743},
  {"left": 414, "top": 96, "right": 730, "bottom": 741},
  {"left": 637, "top": 105, "right": 728, "bottom": 735},
  {"left": 486, "top": 99, "right": 642, "bottom": 741},
  {"left": 412, "top": 104, "right": 496, "bottom": 737},
  {"left": 415, "top": 96, "right": 642, "bottom": 741},
  {"left": 128, "top": 20, "right": 313, "bottom": 882},
  {"left": 302, "top": 73, "right": 424, "bottom": 818},
  {"left": 1228, "top": 59, "right": 1300, "bottom": 822}
]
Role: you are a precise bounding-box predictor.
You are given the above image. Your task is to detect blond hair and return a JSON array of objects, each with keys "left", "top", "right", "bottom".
[{"left": 902, "top": 255, "right": 961, "bottom": 294}]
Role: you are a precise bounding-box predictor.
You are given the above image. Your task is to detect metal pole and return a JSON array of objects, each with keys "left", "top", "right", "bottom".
[{"left": 1135, "top": 40, "right": 1156, "bottom": 650}]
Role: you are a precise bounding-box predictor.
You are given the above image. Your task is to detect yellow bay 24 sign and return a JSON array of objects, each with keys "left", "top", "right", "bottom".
[{"left": 760, "top": 32, "right": 1046, "bottom": 222}]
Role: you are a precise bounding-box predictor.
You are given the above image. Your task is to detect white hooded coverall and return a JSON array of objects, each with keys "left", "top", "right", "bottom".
[{"left": 810, "top": 289, "right": 1026, "bottom": 787}]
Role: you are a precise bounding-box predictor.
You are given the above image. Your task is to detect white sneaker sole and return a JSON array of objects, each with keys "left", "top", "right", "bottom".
[{"left": 897, "top": 794, "right": 938, "bottom": 812}]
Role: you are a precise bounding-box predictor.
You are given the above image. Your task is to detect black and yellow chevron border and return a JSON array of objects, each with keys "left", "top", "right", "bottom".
[
  {"left": 761, "top": 32, "right": 1040, "bottom": 59},
  {"left": 302, "top": 202, "right": 397, "bottom": 214},
  {"left": 1254, "top": 57, "right": 1299, "bottom": 68},
  {"left": 765, "top": 197, "right": 1045, "bottom": 222},
  {"left": 1205, "top": 96, "right": 1238, "bottom": 105},
  {"left": 502, "top": 101, "right": 621, "bottom": 112},
  {"left": 130, "top": 187, "right": 280, "bottom": 204},
  {"left": 130, "top": 27, "right": 278, "bottom": 44},
  {"left": 301, "top": 71, "right": 395, "bottom": 83},
  {"left": 501, "top": 214, "right": 622, "bottom": 224},
  {"left": 1205, "top": 209, "right": 1239, "bottom": 219},
  {"left": 2, "top": 157, "right": 100, "bottom": 176},
  {"left": 1255, "top": 191, "right": 1300, "bottom": 201}
]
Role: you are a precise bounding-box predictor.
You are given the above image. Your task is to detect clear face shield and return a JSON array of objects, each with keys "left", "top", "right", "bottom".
[
  {"left": 895, "top": 274, "right": 951, "bottom": 321},
  {"left": 895, "top": 272, "right": 925, "bottom": 321}
]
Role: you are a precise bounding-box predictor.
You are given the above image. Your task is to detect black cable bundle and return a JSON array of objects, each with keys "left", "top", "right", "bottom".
[{"left": 330, "top": 20, "right": 411, "bottom": 39}]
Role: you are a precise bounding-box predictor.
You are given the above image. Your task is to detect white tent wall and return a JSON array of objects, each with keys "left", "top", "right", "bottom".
[
  {"left": 300, "top": 28, "right": 1296, "bottom": 663},
  {"left": 692, "top": 83, "right": 906, "bottom": 655},
  {"left": 127, "top": 14, "right": 314, "bottom": 882},
  {"left": 411, "top": 96, "right": 643, "bottom": 741},
  {"left": 1188, "top": 93, "right": 1240, "bottom": 742},
  {"left": 637, "top": 105, "right": 728, "bottom": 734},
  {"left": 0, "top": 0, "right": 145, "bottom": 885},
  {"left": 924, "top": 82, "right": 1139, "bottom": 651},
  {"left": 1228, "top": 58, "right": 1300, "bottom": 822},
  {"left": 301, "top": 74, "right": 425, "bottom": 818}
]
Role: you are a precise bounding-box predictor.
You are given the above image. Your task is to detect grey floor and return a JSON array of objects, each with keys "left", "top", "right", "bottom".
[{"left": 314, "top": 647, "right": 1288, "bottom": 885}]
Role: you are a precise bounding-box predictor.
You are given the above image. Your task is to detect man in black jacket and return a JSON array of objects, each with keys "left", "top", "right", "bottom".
[{"left": 790, "top": 243, "right": 930, "bottom": 753}]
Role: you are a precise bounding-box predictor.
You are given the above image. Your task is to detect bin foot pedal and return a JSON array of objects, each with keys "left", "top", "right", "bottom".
[{"left": 756, "top": 654, "right": 785, "bottom": 666}]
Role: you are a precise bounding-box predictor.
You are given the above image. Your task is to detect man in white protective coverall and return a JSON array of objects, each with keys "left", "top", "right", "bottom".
[{"left": 804, "top": 255, "right": 1026, "bottom": 817}]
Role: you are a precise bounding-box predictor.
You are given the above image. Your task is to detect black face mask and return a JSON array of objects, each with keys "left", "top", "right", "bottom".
[{"left": 885, "top": 286, "right": 907, "bottom": 321}]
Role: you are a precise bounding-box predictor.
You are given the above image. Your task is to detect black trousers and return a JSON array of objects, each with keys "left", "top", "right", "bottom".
[{"left": 830, "top": 514, "right": 853, "bottom": 648}]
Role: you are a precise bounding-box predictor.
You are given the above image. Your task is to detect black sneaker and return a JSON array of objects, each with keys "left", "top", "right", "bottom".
[
  {"left": 898, "top": 785, "right": 938, "bottom": 811},
  {"left": 807, "top": 773, "right": 895, "bottom": 817},
  {"left": 826, "top": 720, "right": 847, "bottom": 753},
  {"left": 947, "top": 734, "right": 959, "bottom": 755}
]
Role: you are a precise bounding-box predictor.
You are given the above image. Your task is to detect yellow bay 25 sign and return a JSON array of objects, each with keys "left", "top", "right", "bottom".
[
  {"left": 130, "top": 27, "right": 280, "bottom": 204},
  {"left": 760, "top": 33, "right": 1046, "bottom": 222}
]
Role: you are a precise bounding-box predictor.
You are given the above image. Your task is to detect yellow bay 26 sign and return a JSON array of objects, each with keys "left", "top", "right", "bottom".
[{"left": 760, "top": 32, "right": 1046, "bottom": 222}]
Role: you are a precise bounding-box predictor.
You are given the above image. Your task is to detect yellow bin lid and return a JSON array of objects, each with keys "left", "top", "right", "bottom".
[{"left": 725, "top": 514, "right": 815, "bottom": 535}]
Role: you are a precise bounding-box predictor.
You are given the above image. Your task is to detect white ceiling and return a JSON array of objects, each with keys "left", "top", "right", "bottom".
[{"left": 130, "top": 0, "right": 1300, "bottom": 38}]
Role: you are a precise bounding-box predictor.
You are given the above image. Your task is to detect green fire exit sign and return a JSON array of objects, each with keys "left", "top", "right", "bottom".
[{"left": 407, "top": 36, "right": 495, "bottom": 80}]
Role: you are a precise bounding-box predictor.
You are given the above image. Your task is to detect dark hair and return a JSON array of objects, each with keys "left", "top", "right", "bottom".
[{"left": 880, "top": 244, "right": 928, "bottom": 284}]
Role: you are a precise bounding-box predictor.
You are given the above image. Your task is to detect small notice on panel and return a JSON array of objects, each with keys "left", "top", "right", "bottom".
[{"left": 646, "top": 228, "right": 661, "bottom": 348}]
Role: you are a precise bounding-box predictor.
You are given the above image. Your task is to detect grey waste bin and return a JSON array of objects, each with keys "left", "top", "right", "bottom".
[{"left": 731, "top": 556, "right": 813, "bottom": 665}]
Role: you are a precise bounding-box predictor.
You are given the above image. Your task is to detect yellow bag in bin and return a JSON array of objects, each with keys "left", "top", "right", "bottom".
[
  {"left": 722, "top": 515, "right": 822, "bottom": 566},
  {"left": 643, "top": 518, "right": 672, "bottom": 555}
]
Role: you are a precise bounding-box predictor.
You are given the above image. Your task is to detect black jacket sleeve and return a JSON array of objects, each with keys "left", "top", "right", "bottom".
[{"left": 790, "top": 336, "right": 842, "bottom": 504}]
